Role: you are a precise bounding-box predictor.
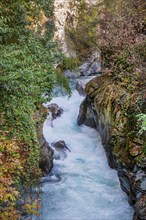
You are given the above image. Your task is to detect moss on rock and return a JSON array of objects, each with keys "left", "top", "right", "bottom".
[{"left": 85, "top": 74, "right": 146, "bottom": 167}]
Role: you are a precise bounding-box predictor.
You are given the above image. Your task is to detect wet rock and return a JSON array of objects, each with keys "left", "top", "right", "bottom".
[
  {"left": 76, "top": 81, "right": 86, "bottom": 96},
  {"left": 63, "top": 69, "right": 80, "bottom": 79},
  {"left": 79, "top": 52, "right": 101, "bottom": 76},
  {"left": 42, "top": 174, "right": 61, "bottom": 184},
  {"left": 118, "top": 169, "right": 131, "bottom": 195},
  {"left": 79, "top": 62, "right": 89, "bottom": 75},
  {"left": 76, "top": 76, "right": 97, "bottom": 96},
  {"left": 77, "top": 97, "right": 96, "bottom": 128},
  {"left": 47, "top": 103, "right": 64, "bottom": 120},
  {"left": 39, "top": 140, "right": 54, "bottom": 176},
  {"left": 51, "top": 140, "right": 71, "bottom": 161},
  {"left": 51, "top": 140, "right": 71, "bottom": 152},
  {"left": 134, "top": 170, "right": 146, "bottom": 194}
]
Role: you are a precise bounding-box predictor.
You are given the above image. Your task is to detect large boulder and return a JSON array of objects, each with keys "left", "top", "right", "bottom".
[
  {"left": 39, "top": 139, "right": 54, "bottom": 176},
  {"left": 75, "top": 76, "right": 96, "bottom": 96},
  {"left": 47, "top": 103, "right": 64, "bottom": 120},
  {"left": 52, "top": 140, "right": 71, "bottom": 152},
  {"left": 51, "top": 140, "right": 71, "bottom": 161}
]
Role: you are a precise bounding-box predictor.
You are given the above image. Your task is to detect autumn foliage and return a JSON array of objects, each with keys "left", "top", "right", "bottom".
[
  {"left": 0, "top": 132, "right": 24, "bottom": 219},
  {"left": 0, "top": 0, "right": 58, "bottom": 219}
]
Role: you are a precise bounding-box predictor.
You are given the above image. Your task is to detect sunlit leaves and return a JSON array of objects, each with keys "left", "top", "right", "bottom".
[{"left": 0, "top": 0, "right": 60, "bottom": 218}]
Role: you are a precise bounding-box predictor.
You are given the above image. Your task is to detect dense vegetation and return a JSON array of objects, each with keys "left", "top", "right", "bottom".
[
  {"left": 0, "top": 0, "right": 145, "bottom": 218},
  {"left": 97, "top": 0, "right": 146, "bottom": 157},
  {"left": 66, "top": 0, "right": 146, "bottom": 149},
  {"left": 66, "top": 0, "right": 100, "bottom": 60},
  {"left": 0, "top": 0, "right": 68, "bottom": 218}
]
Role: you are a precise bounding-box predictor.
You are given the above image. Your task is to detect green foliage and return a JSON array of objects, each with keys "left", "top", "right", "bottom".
[
  {"left": 62, "top": 56, "right": 80, "bottom": 70},
  {"left": 98, "top": 0, "right": 146, "bottom": 161},
  {"left": 0, "top": 0, "right": 66, "bottom": 218},
  {"left": 65, "top": 0, "right": 99, "bottom": 60},
  {"left": 55, "top": 70, "right": 72, "bottom": 96},
  {"left": 99, "top": 0, "right": 145, "bottom": 74},
  {"left": 137, "top": 114, "right": 146, "bottom": 134},
  {"left": 86, "top": 0, "right": 146, "bottom": 165}
]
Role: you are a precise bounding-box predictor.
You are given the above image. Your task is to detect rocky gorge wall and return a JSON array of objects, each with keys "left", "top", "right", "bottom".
[
  {"left": 77, "top": 75, "right": 146, "bottom": 220},
  {"left": 35, "top": 106, "right": 54, "bottom": 176},
  {"left": 54, "top": 0, "right": 100, "bottom": 56}
]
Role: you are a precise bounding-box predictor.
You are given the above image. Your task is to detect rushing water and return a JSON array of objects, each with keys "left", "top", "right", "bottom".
[{"left": 34, "top": 89, "right": 134, "bottom": 220}]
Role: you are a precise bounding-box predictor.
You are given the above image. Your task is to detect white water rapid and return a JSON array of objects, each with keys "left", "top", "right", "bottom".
[{"left": 34, "top": 89, "right": 134, "bottom": 220}]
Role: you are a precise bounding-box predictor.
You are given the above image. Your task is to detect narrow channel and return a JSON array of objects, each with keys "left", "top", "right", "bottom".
[{"left": 34, "top": 89, "right": 134, "bottom": 220}]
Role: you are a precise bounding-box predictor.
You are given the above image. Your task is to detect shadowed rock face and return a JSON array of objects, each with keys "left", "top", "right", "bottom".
[
  {"left": 35, "top": 106, "right": 54, "bottom": 176},
  {"left": 77, "top": 75, "right": 146, "bottom": 220},
  {"left": 39, "top": 139, "right": 54, "bottom": 176},
  {"left": 54, "top": 0, "right": 100, "bottom": 56},
  {"left": 77, "top": 97, "right": 96, "bottom": 128},
  {"left": 76, "top": 82, "right": 86, "bottom": 96}
]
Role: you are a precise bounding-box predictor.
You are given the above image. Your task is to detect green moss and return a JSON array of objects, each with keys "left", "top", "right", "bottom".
[{"left": 86, "top": 73, "right": 145, "bottom": 166}]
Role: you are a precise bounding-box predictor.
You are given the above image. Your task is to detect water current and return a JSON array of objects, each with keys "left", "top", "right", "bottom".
[{"left": 34, "top": 88, "right": 134, "bottom": 220}]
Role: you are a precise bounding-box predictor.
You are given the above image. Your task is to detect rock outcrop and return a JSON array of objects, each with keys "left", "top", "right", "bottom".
[
  {"left": 54, "top": 0, "right": 100, "bottom": 56},
  {"left": 62, "top": 52, "right": 101, "bottom": 80},
  {"left": 77, "top": 75, "right": 146, "bottom": 220},
  {"left": 51, "top": 140, "right": 71, "bottom": 152},
  {"left": 77, "top": 97, "right": 96, "bottom": 128},
  {"left": 76, "top": 81, "right": 86, "bottom": 96},
  {"left": 47, "top": 103, "right": 64, "bottom": 120},
  {"left": 39, "top": 138, "right": 54, "bottom": 176},
  {"left": 79, "top": 52, "right": 101, "bottom": 76},
  {"left": 36, "top": 106, "right": 54, "bottom": 176},
  {"left": 76, "top": 76, "right": 97, "bottom": 96},
  {"left": 54, "top": 0, "right": 76, "bottom": 56},
  {"left": 51, "top": 140, "right": 71, "bottom": 161}
]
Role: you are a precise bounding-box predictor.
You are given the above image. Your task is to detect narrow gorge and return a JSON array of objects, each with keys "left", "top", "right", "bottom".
[
  {"left": 35, "top": 86, "right": 134, "bottom": 220},
  {"left": 1, "top": 0, "right": 145, "bottom": 220},
  {"left": 36, "top": 0, "right": 146, "bottom": 219}
]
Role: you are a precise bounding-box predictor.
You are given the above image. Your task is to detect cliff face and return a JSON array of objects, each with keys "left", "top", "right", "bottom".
[
  {"left": 54, "top": 0, "right": 100, "bottom": 56},
  {"left": 78, "top": 75, "right": 146, "bottom": 220},
  {"left": 54, "top": 0, "right": 73, "bottom": 55}
]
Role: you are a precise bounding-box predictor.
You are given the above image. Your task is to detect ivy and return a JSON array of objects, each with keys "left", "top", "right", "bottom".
[
  {"left": 0, "top": 0, "right": 67, "bottom": 218},
  {"left": 137, "top": 114, "right": 146, "bottom": 134}
]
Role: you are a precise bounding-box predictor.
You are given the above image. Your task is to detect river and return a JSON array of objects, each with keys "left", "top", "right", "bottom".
[{"left": 34, "top": 88, "right": 134, "bottom": 220}]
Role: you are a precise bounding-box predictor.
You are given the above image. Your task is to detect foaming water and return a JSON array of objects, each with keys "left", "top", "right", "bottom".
[{"left": 34, "top": 90, "right": 133, "bottom": 220}]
